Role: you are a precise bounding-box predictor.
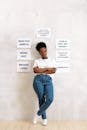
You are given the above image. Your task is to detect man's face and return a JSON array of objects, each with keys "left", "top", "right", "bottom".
[{"left": 39, "top": 47, "right": 47, "bottom": 58}]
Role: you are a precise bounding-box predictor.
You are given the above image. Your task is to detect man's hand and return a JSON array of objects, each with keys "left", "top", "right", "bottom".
[
  {"left": 33, "top": 67, "right": 56, "bottom": 74},
  {"left": 45, "top": 68, "right": 56, "bottom": 74},
  {"left": 33, "top": 67, "right": 48, "bottom": 73}
]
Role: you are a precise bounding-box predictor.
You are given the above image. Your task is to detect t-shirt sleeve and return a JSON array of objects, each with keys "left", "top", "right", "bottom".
[
  {"left": 33, "top": 60, "right": 38, "bottom": 68},
  {"left": 52, "top": 59, "right": 57, "bottom": 68}
]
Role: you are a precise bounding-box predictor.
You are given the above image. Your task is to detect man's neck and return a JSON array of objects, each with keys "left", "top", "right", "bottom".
[{"left": 42, "top": 57, "right": 48, "bottom": 59}]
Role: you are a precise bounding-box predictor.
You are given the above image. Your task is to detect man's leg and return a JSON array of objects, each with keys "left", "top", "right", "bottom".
[
  {"left": 37, "top": 78, "right": 54, "bottom": 116},
  {"left": 39, "top": 94, "right": 46, "bottom": 119},
  {"left": 33, "top": 77, "right": 46, "bottom": 119}
]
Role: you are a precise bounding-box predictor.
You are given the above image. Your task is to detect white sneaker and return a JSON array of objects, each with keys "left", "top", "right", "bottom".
[
  {"left": 33, "top": 114, "right": 40, "bottom": 124},
  {"left": 33, "top": 114, "right": 38, "bottom": 124},
  {"left": 42, "top": 119, "right": 47, "bottom": 126}
]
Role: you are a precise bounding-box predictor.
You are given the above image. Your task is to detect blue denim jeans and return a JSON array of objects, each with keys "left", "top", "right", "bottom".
[{"left": 33, "top": 74, "right": 54, "bottom": 119}]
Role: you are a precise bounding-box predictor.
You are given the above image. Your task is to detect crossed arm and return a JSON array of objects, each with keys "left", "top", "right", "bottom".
[{"left": 33, "top": 67, "right": 56, "bottom": 74}]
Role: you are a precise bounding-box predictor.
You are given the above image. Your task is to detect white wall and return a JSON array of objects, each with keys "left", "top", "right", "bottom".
[{"left": 0, "top": 0, "right": 87, "bottom": 120}]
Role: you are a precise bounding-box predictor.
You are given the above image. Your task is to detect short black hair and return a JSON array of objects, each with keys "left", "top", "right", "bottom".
[{"left": 36, "top": 42, "right": 47, "bottom": 51}]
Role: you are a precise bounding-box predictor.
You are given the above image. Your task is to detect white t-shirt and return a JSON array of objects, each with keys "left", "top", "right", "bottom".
[{"left": 33, "top": 57, "right": 57, "bottom": 78}]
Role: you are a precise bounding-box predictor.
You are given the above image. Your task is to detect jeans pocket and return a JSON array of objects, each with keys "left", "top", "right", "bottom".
[
  {"left": 47, "top": 75, "right": 52, "bottom": 81},
  {"left": 33, "top": 78, "right": 41, "bottom": 91}
]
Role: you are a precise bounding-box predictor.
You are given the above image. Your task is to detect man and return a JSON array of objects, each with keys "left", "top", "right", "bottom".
[{"left": 33, "top": 42, "right": 57, "bottom": 125}]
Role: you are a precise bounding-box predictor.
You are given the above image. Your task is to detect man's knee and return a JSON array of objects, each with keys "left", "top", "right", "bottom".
[{"left": 47, "top": 97, "right": 53, "bottom": 104}]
